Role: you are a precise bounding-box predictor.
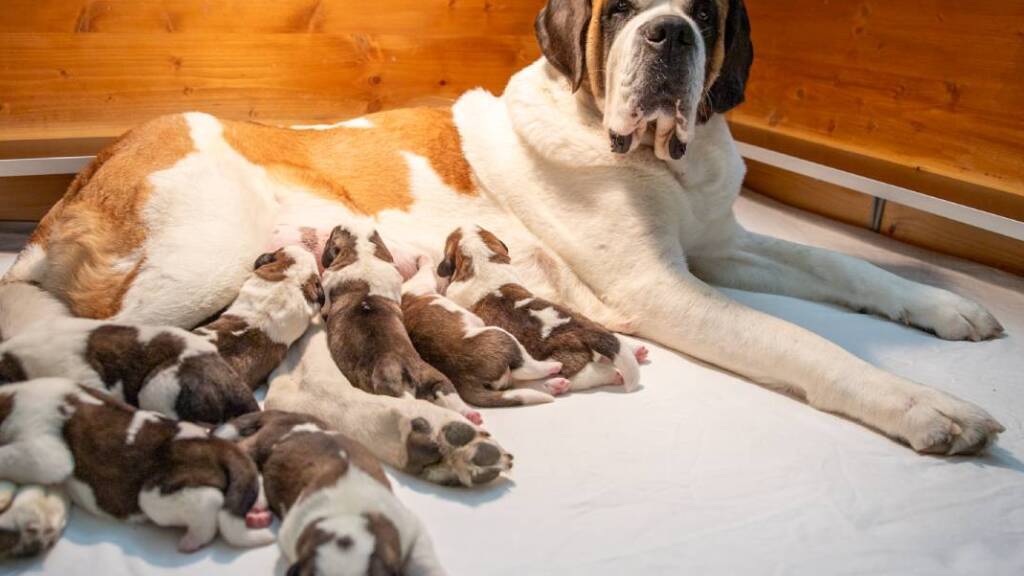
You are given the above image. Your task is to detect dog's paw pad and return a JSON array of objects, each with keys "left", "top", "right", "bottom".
[
  {"left": 545, "top": 377, "right": 571, "bottom": 396},
  {"left": 420, "top": 421, "right": 512, "bottom": 487},
  {"left": 403, "top": 417, "right": 443, "bottom": 475},
  {"left": 245, "top": 508, "right": 273, "bottom": 529}
]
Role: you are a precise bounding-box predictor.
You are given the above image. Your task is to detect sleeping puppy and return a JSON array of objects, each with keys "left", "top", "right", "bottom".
[
  {"left": 196, "top": 246, "right": 324, "bottom": 390},
  {"left": 440, "top": 226, "right": 643, "bottom": 392},
  {"left": 215, "top": 411, "right": 447, "bottom": 576},
  {"left": 320, "top": 223, "right": 482, "bottom": 425},
  {"left": 402, "top": 257, "right": 569, "bottom": 406},
  {"left": 0, "top": 378, "right": 274, "bottom": 552},
  {"left": 0, "top": 317, "right": 258, "bottom": 425},
  {"left": 0, "top": 481, "right": 69, "bottom": 559}
]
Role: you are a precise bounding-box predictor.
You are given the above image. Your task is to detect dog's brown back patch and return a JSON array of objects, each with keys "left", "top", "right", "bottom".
[
  {"left": 223, "top": 107, "right": 477, "bottom": 216},
  {"left": 199, "top": 314, "right": 288, "bottom": 390},
  {"left": 84, "top": 325, "right": 186, "bottom": 407}
]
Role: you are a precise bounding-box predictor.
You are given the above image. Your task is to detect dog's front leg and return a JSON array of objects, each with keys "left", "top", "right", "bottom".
[
  {"left": 689, "top": 224, "right": 1004, "bottom": 341},
  {"left": 614, "top": 259, "right": 1004, "bottom": 455}
]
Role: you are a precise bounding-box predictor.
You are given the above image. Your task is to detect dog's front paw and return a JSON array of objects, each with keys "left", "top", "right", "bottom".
[
  {"left": 402, "top": 418, "right": 512, "bottom": 487},
  {"left": 899, "top": 390, "right": 1005, "bottom": 455},
  {"left": 0, "top": 484, "right": 70, "bottom": 559},
  {"left": 899, "top": 289, "right": 1003, "bottom": 341}
]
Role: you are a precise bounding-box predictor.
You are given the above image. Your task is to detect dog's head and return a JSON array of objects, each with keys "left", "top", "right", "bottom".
[
  {"left": 320, "top": 225, "right": 402, "bottom": 306},
  {"left": 436, "top": 226, "right": 511, "bottom": 284},
  {"left": 253, "top": 246, "right": 325, "bottom": 320},
  {"left": 536, "top": 0, "right": 752, "bottom": 159},
  {"left": 287, "top": 514, "right": 402, "bottom": 576}
]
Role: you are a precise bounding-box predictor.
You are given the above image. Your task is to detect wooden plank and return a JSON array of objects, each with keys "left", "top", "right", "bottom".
[
  {"left": 0, "top": 174, "right": 74, "bottom": 221},
  {"left": 0, "top": 32, "right": 540, "bottom": 140},
  {"left": 879, "top": 202, "right": 1024, "bottom": 277},
  {"left": 0, "top": 0, "right": 545, "bottom": 36},
  {"left": 742, "top": 159, "right": 874, "bottom": 229},
  {"left": 733, "top": 0, "right": 1024, "bottom": 200}
]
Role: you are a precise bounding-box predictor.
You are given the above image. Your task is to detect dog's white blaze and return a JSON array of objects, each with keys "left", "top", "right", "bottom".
[
  {"left": 126, "top": 410, "right": 163, "bottom": 445},
  {"left": 281, "top": 422, "right": 325, "bottom": 442},
  {"left": 529, "top": 306, "right": 570, "bottom": 338},
  {"left": 174, "top": 421, "right": 208, "bottom": 440},
  {"left": 514, "top": 297, "right": 534, "bottom": 308}
]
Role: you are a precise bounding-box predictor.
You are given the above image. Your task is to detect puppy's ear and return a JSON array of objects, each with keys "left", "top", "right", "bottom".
[
  {"left": 436, "top": 230, "right": 461, "bottom": 279},
  {"left": 321, "top": 227, "right": 341, "bottom": 269},
  {"left": 702, "top": 0, "right": 753, "bottom": 120},
  {"left": 370, "top": 357, "right": 405, "bottom": 397},
  {"left": 535, "top": 0, "right": 592, "bottom": 93},
  {"left": 254, "top": 252, "right": 276, "bottom": 270}
]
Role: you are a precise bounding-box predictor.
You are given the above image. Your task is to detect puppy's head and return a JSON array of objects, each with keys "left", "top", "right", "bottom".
[
  {"left": 436, "top": 226, "right": 510, "bottom": 283},
  {"left": 288, "top": 514, "right": 402, "bottom": 576},
  {"left": 536, "top": 0, "right": 752, "bottom": 160},
  {"left": 253, "top": 246, "right": 325, "bottom": 321},
  {"left": 320, "top": 225, "right": 402, "bottom": 305}
]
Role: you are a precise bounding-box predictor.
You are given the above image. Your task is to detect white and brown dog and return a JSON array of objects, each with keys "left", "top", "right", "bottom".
[
  {"left": 320, "top": 224, "right": 481, "bottom": 425},
  {"left": 195, "top": 246, "right": 324, "bottom": 390},
  {"left": 1, "top": 0, "right": 1004, "bottom": 472},
  {"left": 215, "top": 410, "right": 447, "bottom": 576},
  {"left": 441, "top": 226, "right": 642, "bottom": 393},
  {"left": 402, "top": 257, "right": 568, "bottom": 406},
  {"left": 0, "top": 317, "right": 258, "bottom": 425},
  {"left": 0, "top": 378, "right": 274, "bottom": 552}
]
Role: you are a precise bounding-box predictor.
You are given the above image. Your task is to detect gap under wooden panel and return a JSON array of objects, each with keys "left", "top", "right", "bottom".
[
  {"left": 0, "top": 174, "right": 74, "bottom": 221},
  {"left": 742, "top": 159, "right": 874, "bottom": 229},
  {"left": 879, "top": 202, "right": 1024, "bottom": 277}
]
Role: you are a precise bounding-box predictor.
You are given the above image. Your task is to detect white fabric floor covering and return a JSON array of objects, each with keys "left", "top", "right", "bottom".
[{"left": 2, "top": 192, "right": 1022, "bottom": 576}]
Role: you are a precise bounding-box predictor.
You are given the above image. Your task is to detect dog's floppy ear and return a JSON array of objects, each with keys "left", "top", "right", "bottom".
[
  {"left": 254, "top": 252, "right": 277, "bottom": 270},
  {"left": 702, "top": 0, "right": 753, "bottom": 120},
  {"left": 535, "top": 0, "right": 593, "bottom": 93},
  {"left": 321, "top": 227, "right": 342, "bottom": 270}
]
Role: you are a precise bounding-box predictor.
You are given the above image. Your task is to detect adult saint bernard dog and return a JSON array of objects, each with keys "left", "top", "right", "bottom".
[{"left": 0, "top": 0, "right": 1005, "bottom": 479}]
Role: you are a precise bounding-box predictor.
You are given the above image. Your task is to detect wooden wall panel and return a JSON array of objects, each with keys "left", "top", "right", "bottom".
[
  {"left": 0, "top": 0, "right": 545, "bottom": 140},
  {"left": 742, "top": 159, "right": 874, "bottom": 229},
  {"left": 0, "top": 175, "right": 74, "bottom": 221},
  {"left": 733, "top": 0, "right": 1024, "bottom": 201},
  {"left": 880, "top": 202, "right": 1024, "bottom": 277}
]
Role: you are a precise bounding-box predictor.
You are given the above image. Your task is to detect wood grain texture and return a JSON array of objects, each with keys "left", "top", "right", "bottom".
[
  {"left": 0, "top": 175, "right": 74, "bottom": 221},
  {"left": 732, "top": 0, "right": 1024, "bottom": 201},
  {"left": 742, "top": 159, "right": 874, "bottom": 229},
  {"left": 880, "top": 202, "right": 1024, "bottom": 277}
]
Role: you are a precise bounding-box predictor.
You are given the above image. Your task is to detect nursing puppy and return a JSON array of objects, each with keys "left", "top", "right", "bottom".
[
  {"left": 215, "top": 411, "right": 447, "bottom": 576},
  {"left": 0, "top": 378, "right": 274, "bottom": 552},
  {"left": 195, "top": 246, "right": 324, "bottom": 390},
  {"left": 320, "top": 224, "right": 481, "bottom": 425},
  {"left": 0, "top": 317, "right": 258, "bottom": 424},
  {"left": 402, "top": 258, "right": 569, "bottom": 406},
  {"left": 441, "top": 226, "right": 642, "bottom": 392}
]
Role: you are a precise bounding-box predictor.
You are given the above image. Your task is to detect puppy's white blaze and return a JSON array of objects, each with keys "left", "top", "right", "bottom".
[
  {"left": 289, "top": 117, "right": 374, "bottom": 130},
  {"left": 174, "top": 422, "right": 208, "bottom": 440},
  {"left": 138, "top": 368, "right": 183, "bottom": 420},
  {"left": 514, "top": 297, "right": 534, "bottom": 308},
  {"left": 281, "top": 422, "right": 325, "bottom": 442},
  {"left": 212, "top": 423, "right": 239, "bottom": 440},
  {"left": 218, "top": 509, "right": 276, "bottom": 548},
  {"left": 126, "top": 411, "right": 163, "bottom": 445},
  {"left": 528, "top": 306, "right": 571, "bottom": 338},
  {"left": 500, "top": 388, "right": 555, "bottom": 405}
]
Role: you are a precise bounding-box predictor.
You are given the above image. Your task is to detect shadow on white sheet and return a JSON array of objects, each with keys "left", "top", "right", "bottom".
[{"left": 1, "top": 192, "right": 1021, "bottom": 576}]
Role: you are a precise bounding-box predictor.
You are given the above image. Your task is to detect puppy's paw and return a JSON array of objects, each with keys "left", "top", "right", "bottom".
[
  {"left": 633, "top": 345, "right": 650, "bottom": 364},
  {"left": 898, "top": 289, "right": 1003, "bottom": 341},
  {"left": 245, "top": 507, "right": 273, "bottom": 529},
  {"left": 178, "top": 531, "right": 212, "bottom": 553},
  {"left": 544, "top": 377, "right": 571, "bottom": 396},
  {"left": 423, "top": 422, "right": 513, "bottom": 487},
  {"left": 0, "top": 485, "right": 70, "bottom": 559},
  {"left": 899, "top": 390, "right": 1004, "bottom": 455}
]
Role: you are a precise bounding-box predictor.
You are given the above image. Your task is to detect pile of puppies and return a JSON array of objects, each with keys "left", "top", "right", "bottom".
[{"left": 0, "top": 224, "right": 645, "bottom": 573}]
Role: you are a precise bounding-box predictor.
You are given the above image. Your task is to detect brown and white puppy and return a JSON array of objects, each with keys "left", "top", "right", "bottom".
[
  {"left": 215, "top": 411, "right": 447, "bottom": 576},
  {"left": 320, "top": 223, "right": 482, "bottom": 425},
  {"left": 195, "top": 246, "right": 324, "bottom": 390},
  {"left": 441, "top": 226, "right": 642, "bottom": 392},
  {"left": 0, "top": 378, "right": 274, "bottom": 552},
  {"left": 402, "top": 257, "right": 569, "bottom": 406},
  {"left": 0, "top": 317, "right": 258, "bottom": 425}
]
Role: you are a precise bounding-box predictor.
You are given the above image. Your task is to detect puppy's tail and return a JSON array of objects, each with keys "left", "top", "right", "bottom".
[
  {"left": 216, "top": 443, "right": 275, "bottom": 548},
  {"left": 457, "top": 380, "right": 555, "bottom": 407},
  {"left": 0, "top": 282, "right": 70, "bottom": 343}
]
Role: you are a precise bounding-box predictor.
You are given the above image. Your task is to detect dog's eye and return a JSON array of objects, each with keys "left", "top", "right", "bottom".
[
  {"left": 609, "top": 0, "right": 632, "bottom": 16},
  {"left": 695, "top": 9, "right": 711, "bottom": 23}
]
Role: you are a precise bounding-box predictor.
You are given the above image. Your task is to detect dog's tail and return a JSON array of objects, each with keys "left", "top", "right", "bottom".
[
  {"left": 0, "top": 282, "right": 70, "bottom": 343},
  {"left": 215, "top": 443, "right": 275, "bottom": 548}
]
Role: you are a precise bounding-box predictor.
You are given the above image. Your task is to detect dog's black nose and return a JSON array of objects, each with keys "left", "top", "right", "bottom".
[{"left": 641, "top": 16, "right": 695, "bottom": 52}]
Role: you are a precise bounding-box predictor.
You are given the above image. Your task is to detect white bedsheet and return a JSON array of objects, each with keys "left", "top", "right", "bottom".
[{"left": 2, "top": 192, "right": 1022, "bottom": 576}]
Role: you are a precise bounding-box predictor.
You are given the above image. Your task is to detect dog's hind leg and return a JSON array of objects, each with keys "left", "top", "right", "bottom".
[{"left": 139, "top": 485, "right": 223, "bottom": 553}]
